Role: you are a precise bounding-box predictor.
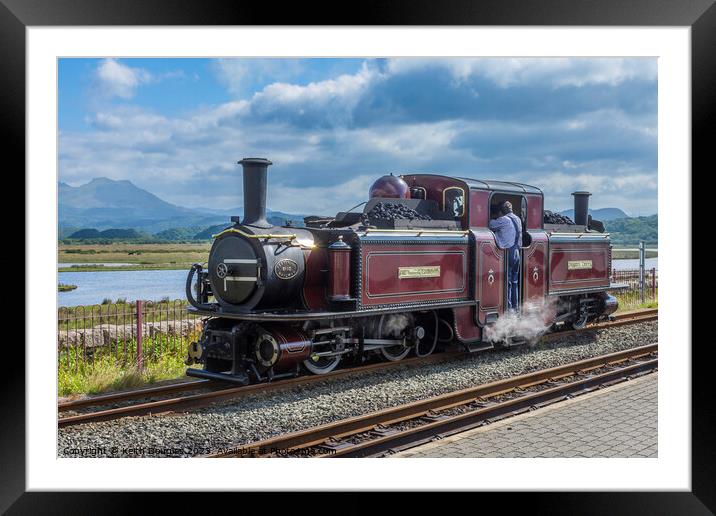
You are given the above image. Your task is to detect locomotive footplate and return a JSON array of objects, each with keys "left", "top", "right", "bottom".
[{"left": 187, "top": 300, "right": 477, "bottom": 321}]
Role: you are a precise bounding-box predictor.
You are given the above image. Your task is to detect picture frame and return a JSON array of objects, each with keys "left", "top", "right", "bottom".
[{"left": 5, "top": 0, "right": 709, "bottom": 510}]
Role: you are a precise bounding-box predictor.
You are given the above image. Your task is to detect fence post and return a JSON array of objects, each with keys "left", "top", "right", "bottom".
[
  {"left": 136, "top": 300, "right": 143, "bottom": 371},
  {"left": 639, "top": 241, "right": 645, "bottom": 304},
  {"left": 651, "top": 267, "right": 656, "bottom": 300}
]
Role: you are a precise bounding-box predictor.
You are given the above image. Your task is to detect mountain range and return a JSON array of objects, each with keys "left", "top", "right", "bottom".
[
  {"left": 59, "top": 178, "right": 304, "bottom": 234},
  {"left": 558, "top": 207, "right": 629, "bottom": 221}
]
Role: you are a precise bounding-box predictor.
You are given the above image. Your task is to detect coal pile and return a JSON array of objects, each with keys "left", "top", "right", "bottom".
[
  {"left": 543, "top": 210, "right": 575, "bottom": 225},
  {"left": 361, "top": 202, "right": 432, "bottom": 225}
]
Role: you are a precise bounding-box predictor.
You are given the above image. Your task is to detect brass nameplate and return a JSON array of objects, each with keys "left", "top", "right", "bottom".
[
  {"left": 398, "top": 266, "right": 441, "bottom": 279},
  {"left": 568, "top": 260, "right": 593, "bottom": 270}
]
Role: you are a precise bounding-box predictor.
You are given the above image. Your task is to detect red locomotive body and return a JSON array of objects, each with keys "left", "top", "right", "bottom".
[
  {"left": 359, "top": 241, "right": 469, "bottom": 306},
  {"left": 185, "top": 158, "right": 620, "bottom": 384}
]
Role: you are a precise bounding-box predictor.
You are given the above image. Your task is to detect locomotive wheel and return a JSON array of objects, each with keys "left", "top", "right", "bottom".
[
  {"left": 414, "top": 311, "right": 439, "bottom": 358},
  {"left": 381, "top": 345, "right": 411, "bottom": 361},
  {"left": 378, "top": 314, "right": 411, "bottom": 362},
  {"left": 303, "top": 354, "right": 341, "bottom": 375},
  {"left": 568, "top": 312, "right": 589, "bottom": 330}
]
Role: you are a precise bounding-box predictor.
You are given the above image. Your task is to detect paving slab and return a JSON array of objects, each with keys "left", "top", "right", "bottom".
[{"left": 394, "top": 372, "right": 657, "bottom": 458}]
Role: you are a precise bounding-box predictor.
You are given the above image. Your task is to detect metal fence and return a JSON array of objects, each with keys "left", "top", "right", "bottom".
[
  {"left": 57, "top": 300, "right": 202, "bottom": 372},
  {"left": 610, "top": 268, "right": 658, "bottom": 308}
]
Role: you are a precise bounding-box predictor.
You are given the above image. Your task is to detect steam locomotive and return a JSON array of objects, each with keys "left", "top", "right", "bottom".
[{"left": 185, "top": 158, "right": 619, "bottom": 384}]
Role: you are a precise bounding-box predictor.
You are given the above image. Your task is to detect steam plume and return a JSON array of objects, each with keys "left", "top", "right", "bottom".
[{"left": 484, "top": 298, "right": 556, "bottom": 345}]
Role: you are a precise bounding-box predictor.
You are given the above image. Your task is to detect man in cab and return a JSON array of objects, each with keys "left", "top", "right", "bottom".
[{"left": 489, "top": 201, "right": 522, "bottom": 311}]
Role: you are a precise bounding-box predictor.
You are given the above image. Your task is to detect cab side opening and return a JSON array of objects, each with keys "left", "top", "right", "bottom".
[{"left": 489, "top": 193, "right": 531, "bottom": 311}]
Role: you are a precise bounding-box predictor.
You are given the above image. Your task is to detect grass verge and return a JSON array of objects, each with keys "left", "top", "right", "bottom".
[
  {"left": 58, "top": 342, "right": 189, "bottom": 397},
  {"left": 614, "top": 292, "right": 658, "bottom": 311}
]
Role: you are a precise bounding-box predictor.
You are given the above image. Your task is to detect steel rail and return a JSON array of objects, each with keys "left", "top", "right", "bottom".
[
  {"left": 332, "top": 358, "right": 657, "bottom": 458},
  {"left": 58, "top": 379, "right": 211, "bottom": 412},
  {"left": 57, "top": 350, "right": 465, "bottom": 427},
  {"left": 209, "top": 343, "right": 657, "bottom": 458},
  {"left": 58, "top": 308, "right": 657, "bottom": 427},
  {"left": 610, "top": 308, "right": 658, "bottom": 320},
  {"left": 546, "top": 308, "right": 658, "bottom": 340}
]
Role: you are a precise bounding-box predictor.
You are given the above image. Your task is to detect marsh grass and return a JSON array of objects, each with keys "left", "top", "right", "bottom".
[
  {"left": 613, "top": 279, "right": 658, "bottom": 310},
  {"left": 615, "top": 292, "right": 658, "bottom": 311},
  {"left": 611, "top": 249, "right": 658, "bottom": 260},
  {"left": 58, "top": 334, "right": 192, "bottom": 396},
  {"left": 58, "top": 242, "right": 210, "bottom": 270}
]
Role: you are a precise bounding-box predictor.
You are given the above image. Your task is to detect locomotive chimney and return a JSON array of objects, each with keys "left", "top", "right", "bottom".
[
  {"left": 238, "top": 158, "right": 272, "bottom": 228},
  {"left": 571, "top": 191, "right": 591, "bottom": 226}
]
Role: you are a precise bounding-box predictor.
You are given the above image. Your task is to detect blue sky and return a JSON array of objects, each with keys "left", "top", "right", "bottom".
[{"left": 58, "top": 57, "right": 657, "bottom": 215}]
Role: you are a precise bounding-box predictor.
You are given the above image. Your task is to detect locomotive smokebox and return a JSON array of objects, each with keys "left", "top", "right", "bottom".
[
  {"left": 571, "top": 191, "right": 591, "bottom": 226},
  {"left": 239, "top": 158, "right": 273, "bottom": 228}
]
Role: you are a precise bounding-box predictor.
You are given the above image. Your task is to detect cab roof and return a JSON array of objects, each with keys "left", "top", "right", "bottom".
[{"left": 457, "top": 176, "right": 543, "bottom": 196}]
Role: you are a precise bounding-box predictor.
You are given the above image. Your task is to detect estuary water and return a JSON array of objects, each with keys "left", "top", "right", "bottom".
[
  {"left": 611, "top": 257, "right": 658, "bottom": 271},
  {"left": 58, "top": 269, "right": 189, "bottom": 306},
  {"left": 57, "top": 258, "right": 658, "bottom": 307}
]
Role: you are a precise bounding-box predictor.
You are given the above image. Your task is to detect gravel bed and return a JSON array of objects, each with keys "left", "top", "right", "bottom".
[{"left": 58, "top": 321, "right": 657, "bottom": 458}]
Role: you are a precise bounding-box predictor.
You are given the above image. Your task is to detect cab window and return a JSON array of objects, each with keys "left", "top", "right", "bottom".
[{"left": 443, "top": 187, "right": 465, "bottom": 217}]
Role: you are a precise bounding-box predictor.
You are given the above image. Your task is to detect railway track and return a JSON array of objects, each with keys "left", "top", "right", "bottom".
[
  {"left": 209, "top": 342, "right": 657, "bottom": 458},
  {"left": 58, "top": 308, "right": 657, "bottom": 428},
  {"left": 58, "top": 350, "right": 466, "bottom": 427}
]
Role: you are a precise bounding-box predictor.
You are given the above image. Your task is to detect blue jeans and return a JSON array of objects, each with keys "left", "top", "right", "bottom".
[{"left": 507, "top": 246, "right": 520, "bottom": 310}]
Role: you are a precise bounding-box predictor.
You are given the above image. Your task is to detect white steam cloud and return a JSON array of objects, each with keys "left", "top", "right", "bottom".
[
  {"left": 484, "top": 299, "right": 556, "bottom": 345},
  {"left": 380, "top": 313, "right": 412, "bottom": 338}
]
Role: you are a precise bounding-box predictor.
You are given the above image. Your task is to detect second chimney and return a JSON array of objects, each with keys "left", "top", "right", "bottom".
[
  {"left": 238, "top": 158, "right": 272, "bottom": 228},
  {"left": 571, "top": 191, "right": 591, "bottom": 226}
]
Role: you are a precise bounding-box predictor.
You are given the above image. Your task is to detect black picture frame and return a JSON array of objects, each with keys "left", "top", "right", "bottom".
[{"left": 4, "top": 0, "right": 709, "bottom": 512}]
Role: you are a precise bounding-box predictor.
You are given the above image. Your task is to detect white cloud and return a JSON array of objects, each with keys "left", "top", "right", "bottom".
[
  {"left": 95, "top": 59, "right": 152, "bottom": 99},
  {"left": 386, "top": 57, "right": 657, "bottom": 89},
  {"left": 248, "top": 63, "right": 380, "bottom": 125},
  {"left": 213, "top": 58, "right": 305, "bottom": 97},
  {"left": 269, "top": 175, "right": 377, "bottom": 214},
  {"left": 60, "top": 106, "right": 658, "bottom": 214},
  {"left": 60, "top": 58, "right": 658, "bottom": 216},
  {"left": 94, "top": 59, "right": 185, "bottom": 99},
  {"left": 532, "top": 171, "right": 657, "bottom": 215}
]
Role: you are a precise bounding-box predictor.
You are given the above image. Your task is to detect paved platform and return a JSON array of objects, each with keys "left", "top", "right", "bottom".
[{"left": 395, "top": 372, "right": 657, "bottom": 458}]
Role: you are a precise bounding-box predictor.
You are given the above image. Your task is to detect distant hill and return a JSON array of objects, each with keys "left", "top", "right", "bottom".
[
  {"left": 67, "top": 228, "right": 150, "bottom": 240},
  {"left": 58, "top": 178, "right": 305, "bottom": 234},
  {"left": 559, "top": 207, "right": 629, "bottom": 221},
  {"left": 154, "top": 226, "right": 203, "bottom": 241},
  {"left": 58, "top": 225, "right": 80, "bottom": 239},
  {"left": 605, "top": 215, "right": 658, "bottom": 245},
  {"left": 192, "top": 224, "right": 232, "bottom": 240}
]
